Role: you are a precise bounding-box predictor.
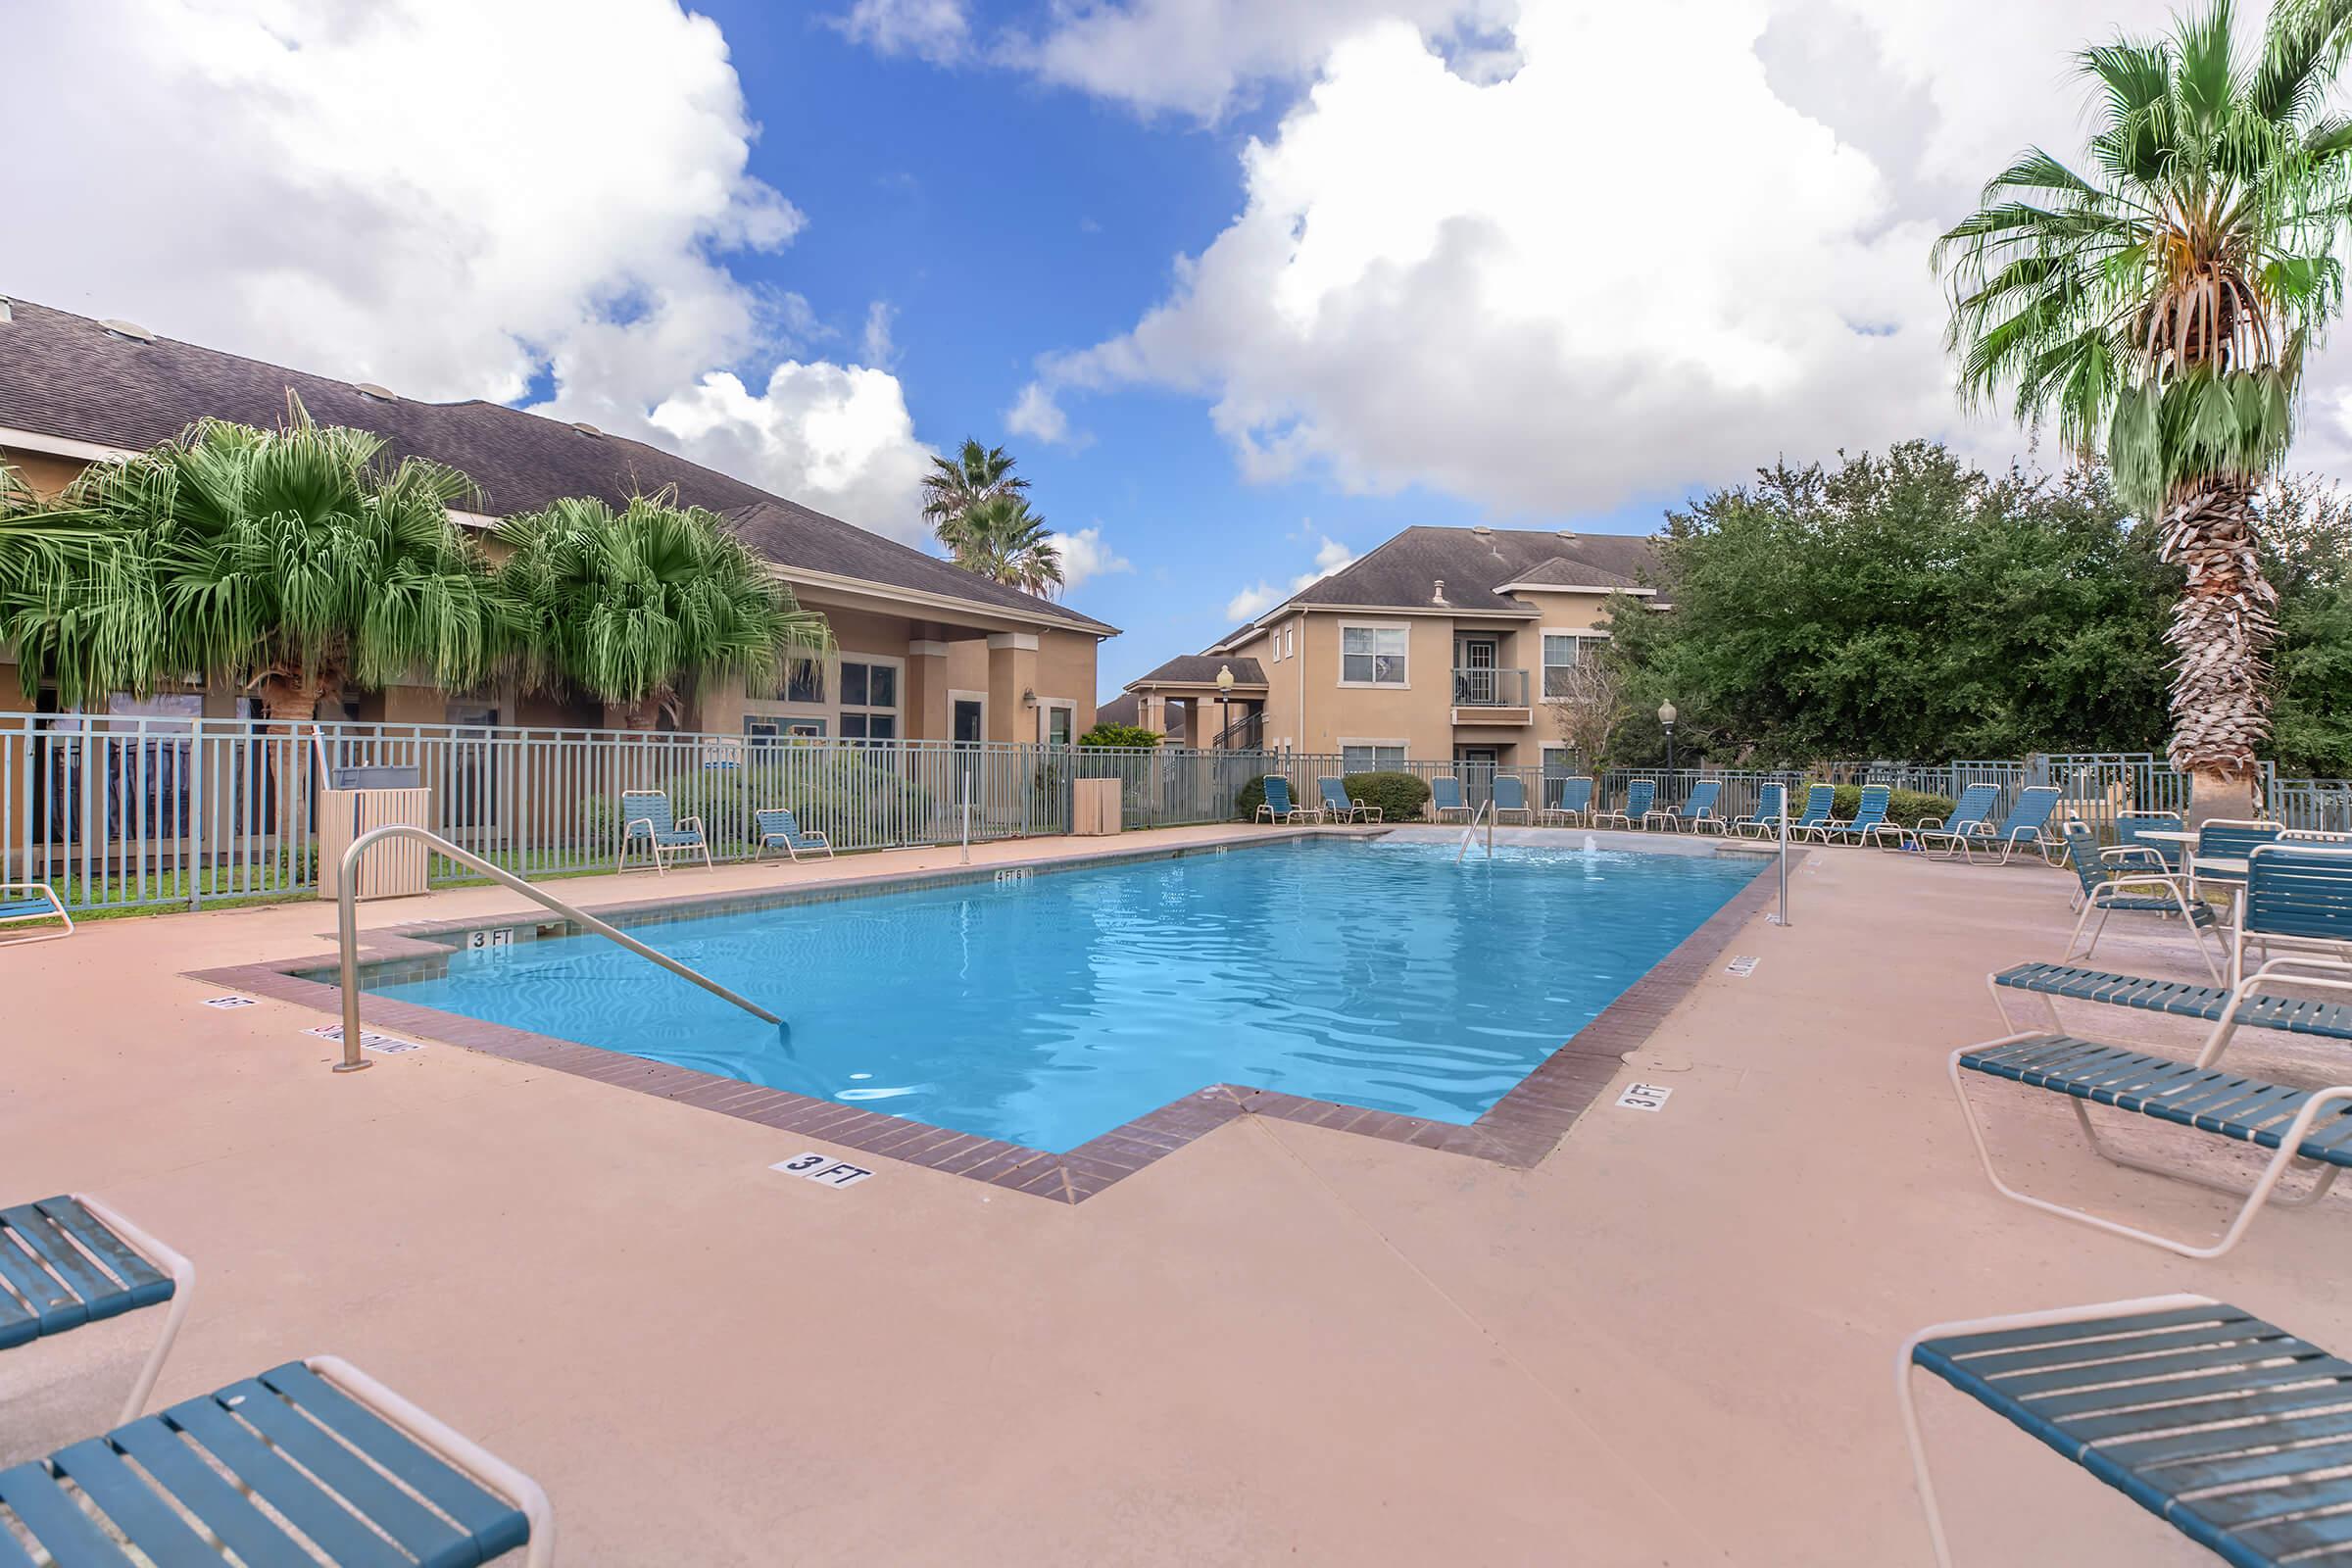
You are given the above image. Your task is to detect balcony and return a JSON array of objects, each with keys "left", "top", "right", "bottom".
[{"left": 1451, "top": 666, "right": 1532, "bottom": 724}]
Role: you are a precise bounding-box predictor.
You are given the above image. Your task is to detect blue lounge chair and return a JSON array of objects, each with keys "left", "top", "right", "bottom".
[
  {"left": 2189, "top": 817, "right": 2284, "bottom": 898},
  {"left": 1491, "top": 773, "right": 1531, "bottom": 823},
  {"left": 0, "top": 881, "right": 71, "bottom": 947},
  {"left": 2060, "top": 821, "right": 2219, "bottom": 980},
  {"left": 2, "top": 1195, "right": 191, "bottom": 1425},
  {"left": 1317, "top": 776, "right": 1381, "bottom": 823},
  {"left": 2104, "top": 809, "right": 2184, "bottom": 873},
  {"left": 618, "top": 789, "right": 712, "bottom": 875},
  {"left": 1429, "top": 775, "right": 1470, "bottom": 823},
  {"left": 1900, "top": 782, "right": 2000, "bottom": 855},
  {"left": 1785, "top": 783, "right": 1834, "bottom": 838},
  {"left": 1254, "top": 775, "right": 1318, "bottom": 824},
  {"left": 1540, "top": 775, "right": 1593, "bottom": 826},
  {"left": 3, "top": 1355, "right": 553, "bottom": 1565},
  {"left": 1949, "top": 966, "right": 2352, "bottom": 1255},
  {"left": 1988, "top": 956, "right": 2352, "bottom": 1039},
  {"left": 1729, "top": 782, "right": 1787, "bottom": 839},
  {"left": 755, "top": 807, "right": 833, "bottom": 861},
  {"left": 1951, "top": 783, "right": 2064, "bottom": 864},
  {"left": 1655, "top": 779, "right": 1724, "bottom": 834},
  {"left": 1901, "top": 1295, "right": 2352, "bottom": 1568},
  {"left": 1805, "top": 783, "right": 1892, "bottom": 846},
  {"left": 2229, "top": 841, "right": 2352, "bottom": 984},
  {"left": 1592, "top": 779, "right": 1654, "bottom": 831}
]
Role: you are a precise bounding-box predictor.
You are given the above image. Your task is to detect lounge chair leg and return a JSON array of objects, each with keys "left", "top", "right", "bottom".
[
  {"left": 1953, "top": 1053, "right": 2351, "bottom": 1258},
  {"left": 1895, "top": 1358, "right": 1960, "bottom": 1568},
  {"left": 74, "top": 1195, "right": 196, "bottom": 1425},
  {"left": 2069, "top": 1100, "right": 2343, "bottom": 1208}
]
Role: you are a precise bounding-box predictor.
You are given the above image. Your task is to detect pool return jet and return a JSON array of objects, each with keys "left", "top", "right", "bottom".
[{"left": 329, "top": 824, "right": 784, "bottom": 1074}]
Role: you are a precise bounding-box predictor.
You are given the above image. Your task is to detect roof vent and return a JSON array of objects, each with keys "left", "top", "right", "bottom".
[
  {"left": 1556, "top": 528, "right": 1578, "bottom": 541},
  {"left": 353, "top": 382, "right": 396, "bottom": 402},
  {"left": 1470, "top": 523, "right": 1493, "bottom": 536},
  {"left": 570, "top": 421, "right": 604, "bottom": 438},
  {"left": 101, "top": 318, "right": 155, "bottom": 343},
  {"left": 1432, "top": 577, "right": 1447, "bottom": 605},
  {"left": 0, "top": 298, "right": 13, "bottom": 324}
]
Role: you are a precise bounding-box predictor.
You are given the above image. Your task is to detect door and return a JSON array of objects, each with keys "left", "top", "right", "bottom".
[
  {"left": 1458, "top": 638, "right": 1497, "bottom": 706},
  {"left": 953, "top": 699, "right": 984, "bottom": 745},
  {"left": 444, "top": 704, "right": 499, "bottom": 836},
  {"left": 1455, "top": 745, "right": 1499, "bottom": 807}
]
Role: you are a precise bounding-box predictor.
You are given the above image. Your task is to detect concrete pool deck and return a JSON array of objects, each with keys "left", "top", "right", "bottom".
[{"left": 3, "top": 824, "right": 2345, "bottom": 1564}]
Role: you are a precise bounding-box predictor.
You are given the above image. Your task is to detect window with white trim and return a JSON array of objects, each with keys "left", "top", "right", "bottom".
[
  {"left": 837, "top": 659, "right": 899, "bottom": 742},
  {"left": 1341, "top": 743, "right": 1405, "bottom": 773},
  {"left": 1542, "top": 632, "right": 1607, "bottom": 698},
  {"left": 1341, "top": 625, "right": 1407, "bottom": 686}
]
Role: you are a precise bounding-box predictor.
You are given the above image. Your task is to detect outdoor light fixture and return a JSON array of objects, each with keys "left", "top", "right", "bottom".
[
  {"left": 1021, "top": 687, "right": 1037, "bottom": 709},
  {"left": 1659, "top": 700, "right": 1679, "bottom": 773},
  {"left": 1216, "top": 665, "right": 1236, "bottom": 694}
]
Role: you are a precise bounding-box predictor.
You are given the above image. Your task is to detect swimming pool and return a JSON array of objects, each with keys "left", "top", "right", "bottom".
[{"left": 366, "top": 837, "right": 1765, "bottom": 1152}]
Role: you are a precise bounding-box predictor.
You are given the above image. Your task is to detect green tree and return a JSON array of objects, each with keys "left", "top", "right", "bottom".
[
  {"left": 920, "top": 437, "right": 1028, "bottom": 532},
  {"left": 1078, "top": 720, "right": 1162, "bottom": 748},
  {"left": 1935, "top": 0, "right": 2352, "bottom": 815},
  {"left": 493, "top": 493, "right": 831, "bottom": 730},
  {"left": 1605, "top": 443, "right": 2174, "bottom": 764},
  {"left": 2256, "top": 473, "right": 2352, "bottom": 772},
  {"left": 941, "top": 492, "right": 1062, "bottom": 596},
  {"left": 4, "top": 408, "right": 501, "bottom": 719}
]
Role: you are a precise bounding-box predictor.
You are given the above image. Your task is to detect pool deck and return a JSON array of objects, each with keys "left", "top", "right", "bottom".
[{"left": 4, "top": 824, "right": 2345, "bottom": 1564}]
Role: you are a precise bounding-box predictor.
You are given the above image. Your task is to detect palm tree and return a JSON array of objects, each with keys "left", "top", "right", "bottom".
[
  {"left": 944, "top": 493, "right": 1064, "bottom": 596},
  {"left": 1935, "top": 0, "right": 2352, "bottom": 817},
  {"left": 493, "top": 493, "right": 832, "bottom": 730},
  {"left": 5, "top": 405, "right": 503, "bottom": 720},
  {"left": 920, "top": 437, "right": 1028, "bottom": 543}
]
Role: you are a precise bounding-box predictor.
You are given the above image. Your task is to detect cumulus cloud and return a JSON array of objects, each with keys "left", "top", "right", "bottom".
[
  {"left": 1224, "top": 533, "right": 1354, "bottom": 622},
  {"left": 1006, "top": 380, "right": 1087, "bottom": 447},
  {"left": 0, "top": 0, "right": 937, "bottom": 538},
  {"left": 1047, "top": 525, "right": 1134, "bottom": 591},
  {"left": 835, "top": 0, "right": 971, "bottom": 63}
]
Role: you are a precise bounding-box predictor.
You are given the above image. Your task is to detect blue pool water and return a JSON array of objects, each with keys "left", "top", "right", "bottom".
[{"left": 369, "top": 838, "right": 1763, "bottom": 1152}]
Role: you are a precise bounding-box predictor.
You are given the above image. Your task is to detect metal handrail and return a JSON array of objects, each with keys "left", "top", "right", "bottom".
[
  {"left": 1456, "top": 797, "right": 1495, "bottom": 862},
  {"left": 331, "top": 823, "right": 781, "bottom": 1074}
]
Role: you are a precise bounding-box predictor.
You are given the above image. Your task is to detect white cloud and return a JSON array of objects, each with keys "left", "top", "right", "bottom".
[
  {"left": 0, "top": 0, "right": 938, "bottom": 539},
  {"left": 836, "top": 0, "right": 971, "bottom": 63},
  {"left": 860, "top": 301, "right": 899, "bottom": 368},
  {"left": 1047, "top": 525, "right": 1134, "bottom": 591},
  {"left": 647, "top": 363, "right": 936, "bottom": 542},
  {"left": 1222, "top": 532, "right": 1354, "bottom": 622},
  {"left": 1006, "top": 380, "right": 1087, "bottom": 447}
]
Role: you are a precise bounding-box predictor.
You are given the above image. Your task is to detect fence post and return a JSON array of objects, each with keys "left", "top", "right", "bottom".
[{"left": 186, "top": 722, "right": 206, "bottom": 911}]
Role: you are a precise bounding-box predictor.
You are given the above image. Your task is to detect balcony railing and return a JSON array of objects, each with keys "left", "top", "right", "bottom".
[{"left": 1451, "top": 667, "right": 1531, "bottom": 709}]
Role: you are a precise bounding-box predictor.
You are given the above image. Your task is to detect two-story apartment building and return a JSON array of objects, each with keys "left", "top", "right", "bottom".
[
  {"left": 1120, "top": 524, "right": 1661, "bottom": 777},
  {"left": 0, "top": 298, "right": 1114, "bottom": 740}
]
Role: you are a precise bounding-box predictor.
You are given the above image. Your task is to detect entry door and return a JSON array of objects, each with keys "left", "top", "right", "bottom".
[
  {"left": 1459, "top": 638, "right": 1497, "bottom": 706},
  {"left": 953, "top": 699, "right": 984, "bottom": 745},
  {"left": 1455, "top": 745, "right": 1499, "bottom": 807}
]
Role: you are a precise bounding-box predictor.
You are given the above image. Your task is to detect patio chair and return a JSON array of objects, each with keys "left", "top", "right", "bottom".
[
  {"left": 0, "top": 881, "right": 72, "bottom": 947},
  {"left": 1, "top": 1195, "right": 191, "bottom": 1425},
  {"left": 1539, "top": 775, "right": 1594, "bottom": 826},
  {"left": 2058, "top": 821, "right": 2219, "bottom": 980},
  {"left": 754, "top": 807, "right": 833, "bottom": 861},
  {"left": 2228, "top": 842, "right": 2352, "bottom": 986},
  {"left": 1953, "top": 784, "right": 2065, "bottom": 864},
  {"left": 1949, "top": 960, "right": 2352, "bottom": 1256},
  {"left": 1987, "top": 953, "right": 2352, "bottom": 1039},
  {"left": 1804, "top": 783, "right": 1894, "bottom": 847},
  {"left": 2102, "top": 809, "right": 2184, "bottom": 873},
  {"left": 1899, "top": 1294, "right": 2352, "bottom": 1568},
  {"left": 1491, "top": 774, "right": 1532, "bottom": 823},
  {"left": 1429, "top": 775, "right": 1470, "bottom": 823},
  {"left": 1653, "top": 780, "right": 1725, "bottom": 834},
  {"left": 1897, "top": 783, "right": 2000, "bottom": 856},
  {"left": 1728, "top": 782, "right": 1788, "bottom": 839},
  {"left": 618, "top": 789, "right": 712, "bottom": 876},
  {"left": 1317, "top": 776, "right": 1382, "bottom": 824},
  {"left": 1254, "top": 775, "right": 1319, "bottom": 824},
  {"left": 2188, "top": 817, "right": 2284, "bottom": 900},
  {"left": 1592, "top": 779, "right": 1654, "bottom": 831},
  {"left": 1, "top": 1355, "right": 552, "bottom": 1565}
]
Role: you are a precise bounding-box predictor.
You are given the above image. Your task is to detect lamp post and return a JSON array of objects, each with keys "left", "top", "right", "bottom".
[
  {"left": 1659, "top": 700, "right": 1678, "bottom": 775},
  {"left": 1216, "top": 664, "right": 1236, "bottom": 750}
]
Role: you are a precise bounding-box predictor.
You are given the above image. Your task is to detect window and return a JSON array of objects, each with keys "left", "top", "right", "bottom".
[
  {"left": 1341, "top": 625, "right": 1407, "bottom": 686},
  {"left": 787, "top": 663, "right": 824, "bottom": 704},
  {"left": 1284, "top": 626, "right": 1296, "bottom": 659},
  {"left": 837, "top": 658, "right": 900, "bottom": 744},
  {"left": 1044, "top": 704, "right": 1074, "bottom": 746},
  {"left": 745, "top": 715, "right": 824, "bottom": 744},
  {"left": 1543, "top": 632, "right": 1606, "bottom": 698},
  {"left": 1341, "top": 743, "right": 1405, "bottom": 773}
]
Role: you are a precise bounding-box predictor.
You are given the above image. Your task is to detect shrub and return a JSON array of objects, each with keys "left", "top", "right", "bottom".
[
  {"left": 583, "top": 749, "right": 937, "bottom": 850},
  {"left": 1817, "top": 783, "right": 1957, "bottom": 824},
  {"left": 1344, "top": 770, "right": 1431, "bottom": 822},
  {"left": 1078, "top": 721, "right": 1161, "bottom": 749},
  {"left": 1234, "top": 776, "right": 1269, "bottom": 820}
]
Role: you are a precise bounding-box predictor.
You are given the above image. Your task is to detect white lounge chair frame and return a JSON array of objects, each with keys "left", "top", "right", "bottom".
[
  {"left": 0, "top": 881, "right": 72, "bottom": 947},
  {"left": 618, "top": 792, "right": 713, "bottom": 876},
  {"left": 2065, "top": 867, "right": 2222, "bottom": 982},
  {"left": 1950, "top": 961, "right": 2352, "bottom": 1257}
]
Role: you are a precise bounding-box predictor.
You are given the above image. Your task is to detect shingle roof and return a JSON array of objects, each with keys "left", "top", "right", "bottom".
[
  {"left": 1129, "top": 655, "right": 1268, "bottom": 688},
  {"left": 0, "top": 298, "right": 1114, "bottom": 635},
  {"left": 1279, "top": 525, "right": 1662, "bottom": 617}
]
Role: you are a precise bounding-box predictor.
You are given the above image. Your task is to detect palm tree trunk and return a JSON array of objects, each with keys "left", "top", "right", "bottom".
[{"left": 2161, "top": 475, "right": 2277, "bottom": 822}]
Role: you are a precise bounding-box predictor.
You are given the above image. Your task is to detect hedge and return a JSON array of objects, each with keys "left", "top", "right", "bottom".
[
  {"left": 1815, "top": 783, "right": 1957, "bottom": 825},
  {"left": 1343, "top": 770, "right": 1431, "bottom": 821}
]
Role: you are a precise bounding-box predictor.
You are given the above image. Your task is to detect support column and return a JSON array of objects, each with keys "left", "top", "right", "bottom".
[
  {"left": 906, "top": 640, "right": 952, "bottom": 743},
  {"left": 985, "top": 632, "right": 1040, "bottom": 744}
]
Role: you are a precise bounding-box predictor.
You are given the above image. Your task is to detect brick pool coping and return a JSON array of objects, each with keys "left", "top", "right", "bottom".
[{"left": 193, "top": 831, "right": 1798, "bottom": 1205}]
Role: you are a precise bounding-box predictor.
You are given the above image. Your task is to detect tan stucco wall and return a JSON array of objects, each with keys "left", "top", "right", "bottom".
[{"left": 0, "top": 447, "right": 91, "bottom": 500}]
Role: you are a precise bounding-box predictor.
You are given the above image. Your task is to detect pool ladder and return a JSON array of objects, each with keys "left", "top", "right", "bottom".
[
  {"left": 1456, "top": 798, "right": 1496, "bottom": 862},
  {"left": 328, "top": 824, "right": 782, "bottom": 1074}
]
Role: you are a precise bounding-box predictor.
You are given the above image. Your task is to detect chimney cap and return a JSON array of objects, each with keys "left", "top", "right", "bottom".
[{"left": 1432, "top": 577, "right": 1447, "bottom": 605}]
